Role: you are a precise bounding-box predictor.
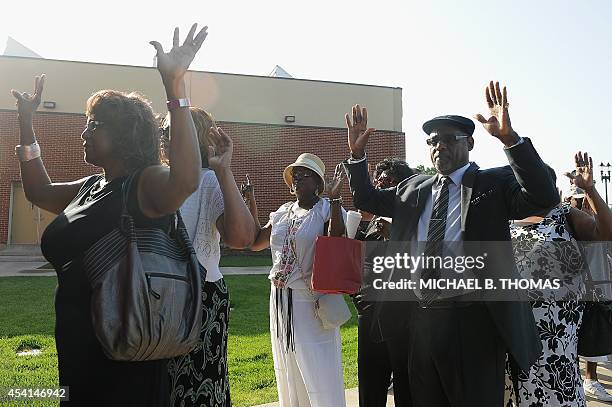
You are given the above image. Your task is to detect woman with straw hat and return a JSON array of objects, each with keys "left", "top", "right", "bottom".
[{"left": 250, "top": 153, "right": 348, "bottom": 406}]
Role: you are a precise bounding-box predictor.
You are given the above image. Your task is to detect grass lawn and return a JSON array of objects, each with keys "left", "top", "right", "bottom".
[{"left": 0, "top": 275, "right": 357, "bottom": 406}]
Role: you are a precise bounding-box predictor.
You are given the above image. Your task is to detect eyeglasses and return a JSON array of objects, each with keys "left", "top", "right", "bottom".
[
  {"left": 292, "top": 171, "right": 314, "bottom": 182},
  {"left": 426, "top": 133, "right": 469, "bottom": 147},
  {"left": 84, "top": 120, "right": 105, "bottom": 133}
]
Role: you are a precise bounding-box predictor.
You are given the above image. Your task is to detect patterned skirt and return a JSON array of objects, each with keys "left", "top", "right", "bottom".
[
  {"left": 168, "top": 278, "right": 231, "bottom": 407},
  {"left": 505, "top": 300, "right": 585, "bottom": 407}
]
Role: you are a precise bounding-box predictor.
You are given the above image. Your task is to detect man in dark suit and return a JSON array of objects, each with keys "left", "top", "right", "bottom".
[{"left": 343, "top": 81, "right": 559, "bottom": 406}]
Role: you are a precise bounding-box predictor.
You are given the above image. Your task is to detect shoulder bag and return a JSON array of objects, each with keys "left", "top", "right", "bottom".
[{"left": 84, "top": 173, "right": 204, "bottom": 361}]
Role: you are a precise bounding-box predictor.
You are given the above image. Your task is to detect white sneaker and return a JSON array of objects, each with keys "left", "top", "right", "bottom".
[{"left": 584, "top": 379, "right": 612, "bottom": 402}]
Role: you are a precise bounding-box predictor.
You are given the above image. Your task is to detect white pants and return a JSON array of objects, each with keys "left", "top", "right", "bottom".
[{"left": 269, "top": 285, "right": 346, "bottom": 407}]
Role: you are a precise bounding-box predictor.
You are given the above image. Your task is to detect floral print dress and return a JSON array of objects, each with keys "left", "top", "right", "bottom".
[{"left": 505, "top": 204, "right": 587, "bottom": 407}]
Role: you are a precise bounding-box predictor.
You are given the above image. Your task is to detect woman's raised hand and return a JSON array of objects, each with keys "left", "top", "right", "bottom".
[
  {"left": 11, "top": 74, "right": 45, "bottom": 117},
  {"left": 207, "top": 126, "right": 233, "bottom": 172},
  {"left": 325, "top": 163, "right": 345, "bottom": 199},
  {"left": 150, "top": 23, "right": 208, "bottom": 85},
  {"left": 565, "top": 151, "right": 594, "bottom": 191}
]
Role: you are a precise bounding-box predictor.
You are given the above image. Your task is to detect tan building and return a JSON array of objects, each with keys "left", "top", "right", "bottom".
[{"left": 0, "top": 55, "right": 405, "bottom": 245}]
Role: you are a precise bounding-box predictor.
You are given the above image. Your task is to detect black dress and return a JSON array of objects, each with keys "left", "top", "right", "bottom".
[
  {"left": 41, "top": 171, "right": 170, "bottom": 406},
  {"left": 353, "top": 217, "right": 412, "bottom": 407}
]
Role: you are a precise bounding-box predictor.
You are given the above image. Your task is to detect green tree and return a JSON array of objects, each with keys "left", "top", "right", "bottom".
[{"left": 415, "top": 164, "right": 437, "bottom": 175}]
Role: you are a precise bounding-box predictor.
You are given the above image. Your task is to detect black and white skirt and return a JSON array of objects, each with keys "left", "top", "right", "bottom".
[{"left": 169, "top": 278, "right": 231, "bottom": 407}]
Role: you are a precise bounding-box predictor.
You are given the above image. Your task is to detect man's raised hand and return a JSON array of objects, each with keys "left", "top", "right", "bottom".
[
  {"left": 474, "top": 81, "right": 520, "bottom": 147},
  {"left": 345, "top": 104, "right": 375, "bottom": 159}
]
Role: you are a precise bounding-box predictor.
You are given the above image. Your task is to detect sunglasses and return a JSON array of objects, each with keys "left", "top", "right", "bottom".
[
  {"left": 292, "top": 172, "right": 314, "bottom": 182},
  {"left": 84, "top": 120, "right": 105, "bottom": 133},
  {"left": 426, "top": 133, "right": 469, "bottom": 146}
]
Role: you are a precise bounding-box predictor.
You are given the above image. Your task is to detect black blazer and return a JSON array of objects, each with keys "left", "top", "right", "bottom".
[{"left": 343, "top": 138, "right": 559, "bottom": 372}]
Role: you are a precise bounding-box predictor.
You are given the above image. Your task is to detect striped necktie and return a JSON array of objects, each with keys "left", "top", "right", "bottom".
[{"left": 421, "top": 176, "right": 450, "bottom": 303}]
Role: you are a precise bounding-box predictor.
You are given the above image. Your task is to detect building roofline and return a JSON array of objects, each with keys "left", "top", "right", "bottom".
[
  {"left": 0, "top": 109, "right": 405, "bottom": 134},
  {"left": 0, "top": 54, "right": 402, "bottom": 91}
]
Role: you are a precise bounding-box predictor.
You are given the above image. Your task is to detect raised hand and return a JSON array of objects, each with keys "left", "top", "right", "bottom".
[
  {"left": 375, "top": 218, "right": 391, "bottom": 239},
  {"left": 565, "top": 151, "right": 594, "bottom": 191},
  {"left": 325, "top": 163, "right": 345, "bottom": 199},
  {"left": 240, "top": 174, "right": 254, "bottom": 199},
  {"left": 474, "top": 81, "right": 519, "bottom": 146},
  {"left": 149, "top": 23, "right": 208, "bottom": 85},
  {"left": 345, "top": 104, "right": 375, "bottom": 158},
  {"left": 207, "top": 126, "right": 233, "bottom": 171},
  {"left": 11, "top": 74, "right": 45, "bottom": 117}
]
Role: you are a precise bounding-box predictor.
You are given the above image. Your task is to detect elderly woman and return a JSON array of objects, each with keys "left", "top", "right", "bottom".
[
  {"left": 11, "top": 24, "right": 207, "bottom": 406},
  {"left": 162, "top": 108, "right": 257, "bottom": 407},
  {"left": 249, "top": 153, "right": 347, "bottom": 407},
  {"left": 505, "top": 152, "right": 612, "bottom": 407}
]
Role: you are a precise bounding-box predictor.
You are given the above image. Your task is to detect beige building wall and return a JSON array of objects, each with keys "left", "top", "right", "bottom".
[
  {"left": 0, "top": 56, "right": 402, "bottom": 131},
  {"left": 9, "top": 183, "right": 56, "bottom": 244}
]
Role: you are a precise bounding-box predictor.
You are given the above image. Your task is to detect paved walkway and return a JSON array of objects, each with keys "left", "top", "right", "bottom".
[
  {"left": 0, "top": 260, "right": 269, "bottom": 278},
  {"left": 253, "top": 361, "right": 612, "bottom": 406}
]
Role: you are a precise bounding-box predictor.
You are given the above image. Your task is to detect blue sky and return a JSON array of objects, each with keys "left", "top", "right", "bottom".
[{"left": 2, "top": 0, "right": 611, "bottom": 198}]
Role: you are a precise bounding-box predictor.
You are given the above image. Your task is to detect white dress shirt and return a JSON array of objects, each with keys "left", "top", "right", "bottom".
[{"left": 417, "top": 163, "right": 470, "bottom": 242}]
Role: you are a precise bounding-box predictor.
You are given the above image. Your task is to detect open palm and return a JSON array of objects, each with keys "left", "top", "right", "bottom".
[
  {"left": 150, "top": 23, "right": 208, "bottom": 83},
  {"left": 345, "top": 104, "right": 375, "bottom": 157},
  {"left": 475, "top": 81, "right": 517, "bottom": 145},
  {"left": 566, "top": 151, "right": 594, "bottom": 190},
  {"left": 325, "top": 164, "right": 345, "bottom": 199},
  {"left": 207, "top": 127, "right": 233, "bottom": 171}
]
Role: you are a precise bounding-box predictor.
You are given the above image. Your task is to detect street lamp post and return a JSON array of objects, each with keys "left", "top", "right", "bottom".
[{"left": 600, "top": 162, "right": 611, "bottom": 205}]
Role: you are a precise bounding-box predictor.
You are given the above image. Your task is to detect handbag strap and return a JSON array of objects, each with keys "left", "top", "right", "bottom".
[{"left": 118, "top": 171, "right": 189, "bottom": 250}]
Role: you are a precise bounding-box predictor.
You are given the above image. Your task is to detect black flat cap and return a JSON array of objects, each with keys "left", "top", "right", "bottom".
[{"left": 422, "top": 115, "right": 475, "bottom": 136}]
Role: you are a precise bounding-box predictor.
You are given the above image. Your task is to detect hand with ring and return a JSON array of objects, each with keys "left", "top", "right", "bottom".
[{"left": 474, "top": 81, "right": 520, "bottom": 147}]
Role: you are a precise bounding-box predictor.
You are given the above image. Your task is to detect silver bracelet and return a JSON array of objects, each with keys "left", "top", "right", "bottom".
[{"left": 15, "top": 142, "right": 41, "bottom": 162}]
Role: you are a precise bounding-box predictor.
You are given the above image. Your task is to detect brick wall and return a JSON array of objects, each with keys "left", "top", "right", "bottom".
[{"left": 0, "top": 110, "right": 405, "bottom": 244}]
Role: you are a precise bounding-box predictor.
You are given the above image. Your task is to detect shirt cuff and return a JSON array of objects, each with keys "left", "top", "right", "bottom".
[
  {"left": 503, "top": 136, "right": 524, "bottom": 150},
  {"left": 347, "top": 153, "right": 367, "bottom": 164}
]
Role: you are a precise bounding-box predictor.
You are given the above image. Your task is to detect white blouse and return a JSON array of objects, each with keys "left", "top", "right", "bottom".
[
  {"left": 180, "top": 169, "right": 225, "bottom": 282},
  {"left": 268, "top": 198, "right": 347, "bottom": 289}
]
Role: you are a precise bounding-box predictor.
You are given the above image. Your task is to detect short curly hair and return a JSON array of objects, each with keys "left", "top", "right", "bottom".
[
  {"left": 160, "top": 107, "right": 216, "bottom": 168},
  {"left": 85, "top": 90, "right": 161, "bottom": 172},
  {"left": 373, "top": 158, "right": 416, "bottom": 182}
]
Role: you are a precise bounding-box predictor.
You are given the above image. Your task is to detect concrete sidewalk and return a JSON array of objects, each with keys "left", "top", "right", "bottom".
[
  {"left": 0, "top": 244, "right": 271, "bottom": 277},
  {"left": 0, "top": 258, "right": 269, "bottom": 278},
  {"left": 254, "top": 361, "right": 612, "bottom": 406}
]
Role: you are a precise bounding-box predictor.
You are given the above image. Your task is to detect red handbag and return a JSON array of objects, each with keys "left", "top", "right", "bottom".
[{"left": 311, "top": 236, "right": 364, "bottom": 294}]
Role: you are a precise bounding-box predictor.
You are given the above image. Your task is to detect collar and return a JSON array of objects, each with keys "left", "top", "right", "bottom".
[{"left": 437, "top": 162, "right": 471, "bottom": 186}]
